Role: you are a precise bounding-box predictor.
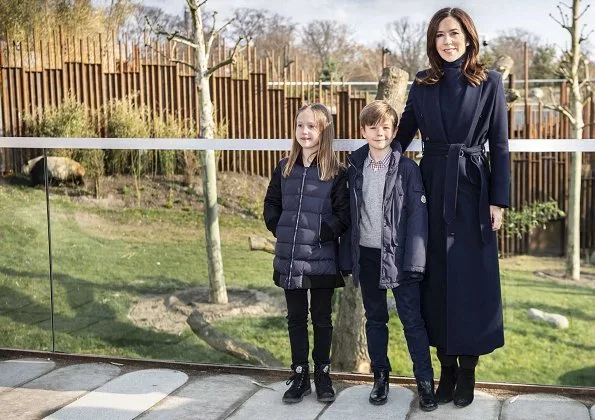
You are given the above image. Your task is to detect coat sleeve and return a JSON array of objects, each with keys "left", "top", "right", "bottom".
[
  {"left": 320, "top": 166, "right": 350, "bottom": 242},
  {"left": 487, "top": 73, "right": 511, "bottom": 208},
  {"left": 395, "top": 80, "right": 420, "bottom": 152},
  {"left": 263, "top": 162, "right": 283, "bottom": 236},
  {"left": 403, "top": 161, "right": 427, "bottom": 275}
]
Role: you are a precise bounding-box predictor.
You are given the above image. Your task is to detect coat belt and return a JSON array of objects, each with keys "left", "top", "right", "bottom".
[{"left": 423, "top": 142, "right": 491, "bottom": 244}]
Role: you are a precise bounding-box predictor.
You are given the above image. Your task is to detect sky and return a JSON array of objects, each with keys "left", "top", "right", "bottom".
[{"left": 136, "top": 0, "right": 594, "bottom": 51}]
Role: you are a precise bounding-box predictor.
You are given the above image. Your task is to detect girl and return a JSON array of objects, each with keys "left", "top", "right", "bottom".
[
  {"left": 395, "top": 7, "right": 510, "bottom": 408},
  {"left": 263, "top": 103, "right": 350, "bottom": 404}
]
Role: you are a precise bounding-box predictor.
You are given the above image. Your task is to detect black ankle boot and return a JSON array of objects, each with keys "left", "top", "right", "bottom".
[
  {"left": 453, "top": 367, "right": 475, "bottom": 407},
  {"left": 282, "top": 364, "right": 311, "bottom": 403},
  {"left": 369, "top": 370, "right": 389, "bottom": 405},
  {"left": 314, "top": 364, "right": 335, "bottom": 402},
  {"left": 417, "top": 379, "right": 438, "bottom": 411},
  {"left": 436, "top": 363, "right": 458, "bottom": 404}
]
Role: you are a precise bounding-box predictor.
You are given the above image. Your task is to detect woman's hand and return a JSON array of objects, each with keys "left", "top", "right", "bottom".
[{"left": 490, "top": 205, "right": 504, "bottom": 231}]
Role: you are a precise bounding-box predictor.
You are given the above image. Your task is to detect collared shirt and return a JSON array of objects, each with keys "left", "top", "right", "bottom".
[{"left": 367, "top": 151, "right": 391, "bottom": 172}]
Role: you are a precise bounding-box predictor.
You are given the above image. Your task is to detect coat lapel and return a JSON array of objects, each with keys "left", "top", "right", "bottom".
[
  {"left": 451, "top": 82, "right": 483, "bottom": 144},
  {"left": 423, "top": 82, "right": 448, "bottom": 142}
]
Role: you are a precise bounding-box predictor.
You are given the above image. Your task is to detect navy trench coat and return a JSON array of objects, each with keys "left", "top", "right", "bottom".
[{"left": 395, "top": 69, "right": 510, "bottom": 356}]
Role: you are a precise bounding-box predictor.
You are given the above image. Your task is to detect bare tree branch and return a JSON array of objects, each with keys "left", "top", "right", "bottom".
[
  {"left": 544, "top": 103, "right": 577, "bottom": 124},
  {"left": 204, "top": 36, "right": 244, "bottom": 77},
  {"left": 145, "top": 16, "right": 200, "bottom": 49},
  {"left": 206, "top": 16, "right": 235, "bottom": 58},
  {"left": 577, "top": 3, "right": 591, "bottom": 20},
  {"left": 550, "top": 3, "right": 572, "bottom": 33}
]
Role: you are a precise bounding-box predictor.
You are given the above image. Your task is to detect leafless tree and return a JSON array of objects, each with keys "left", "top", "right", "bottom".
[
  {"left": 385, "top": 17, "right": 427, "bottom": 78},
  {"left": 547, "top": 0, "right": 592, "bottom": 279},
  {"left": 149, "top": 0, "right": 246, "bottom": 303}
]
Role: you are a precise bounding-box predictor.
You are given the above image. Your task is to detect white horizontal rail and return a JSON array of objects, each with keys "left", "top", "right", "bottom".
[{"left": 1, "top": 138, "right": 595, "bottom": 152}]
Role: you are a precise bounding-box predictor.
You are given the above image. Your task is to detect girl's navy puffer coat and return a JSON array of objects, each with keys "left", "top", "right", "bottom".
[{"left": 263, "top": 156, "right": 350, "bottom": 289}]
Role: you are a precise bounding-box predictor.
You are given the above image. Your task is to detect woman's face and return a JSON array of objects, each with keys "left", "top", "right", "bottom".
[{"left": 435, "top": 16, "right": 468, "bottom": 62}]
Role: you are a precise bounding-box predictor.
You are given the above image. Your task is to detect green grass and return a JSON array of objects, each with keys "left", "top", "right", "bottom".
[{"left": 0, "top": 184, "right": 593, "bottom": 386}]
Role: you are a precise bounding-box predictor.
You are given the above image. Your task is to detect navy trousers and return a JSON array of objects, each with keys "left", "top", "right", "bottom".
[{"left": 359, "top": 246, "right": 433, "bottom": 381}]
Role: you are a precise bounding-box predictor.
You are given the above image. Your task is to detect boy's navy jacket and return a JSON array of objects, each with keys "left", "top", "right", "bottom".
[
  {"left": 342, "top": 141, "right": 428, "bottom": 288},
  {"left": 263, "top": 156, "right": 350, "bottom": 289}
]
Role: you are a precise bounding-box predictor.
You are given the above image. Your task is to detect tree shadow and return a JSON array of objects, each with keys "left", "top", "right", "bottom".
[
  {"left": 558, "top": 365, "right": 595, "bottom": 387},
  {"left": 504, "top": 277, "right": 595, "bottom": 298},
  {"left": 0, "top": 266, "right": 241, "bottom": 365}
]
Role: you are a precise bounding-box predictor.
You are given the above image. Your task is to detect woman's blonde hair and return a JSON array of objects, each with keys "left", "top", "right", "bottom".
[{"left": 283, "top": 103, "right": 340, "bottom": 181}]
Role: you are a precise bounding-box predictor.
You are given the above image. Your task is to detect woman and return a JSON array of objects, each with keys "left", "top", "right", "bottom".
[{"left": 395, "top": 7, "right": 510, "bottom": 408}]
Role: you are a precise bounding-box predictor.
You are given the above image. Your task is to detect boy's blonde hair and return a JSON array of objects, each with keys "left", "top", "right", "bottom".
[
  {"left": 283, "top": 103, "right": 340, "bottom": 181},
  {"left": 359, "top": 100, "right": 399, "bottom": 129}
]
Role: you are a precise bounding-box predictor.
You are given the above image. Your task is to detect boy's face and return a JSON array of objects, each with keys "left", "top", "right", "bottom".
[{"left": 360, "top": 119, "right": 396, "bottom": 154}]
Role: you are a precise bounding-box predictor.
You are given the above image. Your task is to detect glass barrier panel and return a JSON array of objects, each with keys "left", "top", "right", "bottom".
[{"left": 0, "top": 148, "right": 53, "bottom": 350}]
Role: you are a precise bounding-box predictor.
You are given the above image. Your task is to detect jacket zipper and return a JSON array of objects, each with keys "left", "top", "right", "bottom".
[
  {"left": 318, "top": 214, "right": 322, "bottom": 248},
  {"left": 288, "top": 166, "right": 308, "bottom": 284}
]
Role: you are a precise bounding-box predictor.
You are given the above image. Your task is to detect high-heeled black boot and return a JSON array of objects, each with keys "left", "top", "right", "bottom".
[
  {"left": 436, "top": 362, "right": 458, "bottom": 404},
  {"left": 453, "top": 367, "right": 475, "bottom": 407}
]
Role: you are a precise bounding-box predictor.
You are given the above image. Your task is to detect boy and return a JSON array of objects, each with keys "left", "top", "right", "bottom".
[{"left": 345, "top": 100, "right": 437, "bottom": 411}]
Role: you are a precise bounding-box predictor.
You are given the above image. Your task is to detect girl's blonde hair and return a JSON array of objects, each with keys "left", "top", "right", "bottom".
[{"left": 283, "top": 103, "right": 341, "bottom": 181}]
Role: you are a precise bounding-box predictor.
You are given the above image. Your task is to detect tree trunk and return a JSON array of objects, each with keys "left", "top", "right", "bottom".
[
  {"left": 331, "top": 66, "right": 409, "bottom": 373},
  {"left": 375, "top": 67, "right": 409, "bottom": 116},
  {"left": 192, "top": 0, "right": 228, "bottom": 303},
  {"left": 565, "top": 0, "right": 584, "bottom": 280},
  {"left": 331, "top": 283, "right": 370, "bottom": 373}
]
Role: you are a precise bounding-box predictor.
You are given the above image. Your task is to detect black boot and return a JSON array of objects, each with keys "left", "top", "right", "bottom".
[
  {"left": 417, "top": 379, "right": 438, "bottom": 411},
  {"left": 453, "top": 367, "right": 475, "bottom": 407},
  {"left": 369, "top": 370, "right": 389, "bottom": 405},
  {"left": 314, "top": 364, "right": 336, "bottom": 402},
  {"left": 282, "top": 364, "right": 311, "bottom": 403},
  {"left": 436, "top": 363, "right": 458, "bottom": 404}
]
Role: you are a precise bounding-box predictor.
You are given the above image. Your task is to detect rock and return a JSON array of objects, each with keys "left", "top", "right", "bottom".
[
  {"left": 527, "top": 308, "right": 569, "bottom": 329},
  {"left": 590, "top": 250, "right": 595, "bottom": 265}
]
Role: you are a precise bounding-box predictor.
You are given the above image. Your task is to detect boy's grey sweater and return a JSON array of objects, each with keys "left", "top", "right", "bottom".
[{"left": 359, "top": 156, "right": 388, "bottom": 249}]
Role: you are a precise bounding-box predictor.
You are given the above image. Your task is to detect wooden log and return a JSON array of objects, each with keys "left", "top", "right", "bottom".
[
  {"left": 249, "top": 236, "right": 276, "bottom": 254},
  {"left": 187, "top": 310, "right": 282, "bottom": 367}
]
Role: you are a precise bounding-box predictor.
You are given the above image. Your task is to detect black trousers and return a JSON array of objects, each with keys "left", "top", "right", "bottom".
[
  {"left": 359, "top": 246, "right": 434, "bottom": 381},
  {"left": 437, "top": 348, "right": 479, "bottom": 369},
  {"left": 284, "top": 288, "right": 335, "bottom": 367}
]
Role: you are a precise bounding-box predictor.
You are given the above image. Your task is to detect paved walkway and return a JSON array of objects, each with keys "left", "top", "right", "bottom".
[{"left": 0, "top": 357, "right": 593, "bottom": 419}]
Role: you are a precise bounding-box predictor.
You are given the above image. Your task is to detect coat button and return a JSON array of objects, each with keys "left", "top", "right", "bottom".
[{"left": 425, "top": 136, "right": 430, "bottom": 141}]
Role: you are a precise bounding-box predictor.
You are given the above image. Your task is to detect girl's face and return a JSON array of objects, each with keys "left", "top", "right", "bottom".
[
  {"left": 435, "top": 16, "right": 468, "bottom": 62},
  {"left": 295, "top": 108, "right": 321, "bottom": 155}
]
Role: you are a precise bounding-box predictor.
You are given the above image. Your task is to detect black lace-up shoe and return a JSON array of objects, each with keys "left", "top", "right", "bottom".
[
  {"left": 314, "top": 364, "right": 335, "bottom": 402},
  {"left": 369, "top": 369, "right": 389, "bottom": 405},
  {"left": 282, "top": 364, "right": 311, "bottom": 403}
]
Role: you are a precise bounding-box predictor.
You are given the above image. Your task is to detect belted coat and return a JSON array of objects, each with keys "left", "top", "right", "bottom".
[{"left": 395, "top": 68, "right": 510, "bottom": 356}]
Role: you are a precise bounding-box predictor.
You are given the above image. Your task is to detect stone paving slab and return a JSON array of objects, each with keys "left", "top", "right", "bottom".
[
  {"left": 227, "top": 380, "right": 326, "bottom": 420},
  {"left": 0, "top": 363, "right": 121, "bottom": 420},
  {"left": 319, "top": 384, "right": 414, "bottom": 420},
  {"left": 44, "top": 369, "right": 188, "bottom": 420},
  {"left": 501, "top": 393, "right": 590, "bottom": 420},
  {"left": 409, "top": 391, "right": 500, "bottom": 420},
  {"left": 0, "top": 358, "right": 56, "bottom": 391},
  {"left": 591, "top": 403, "right": 594, "bottom": 420},
  {"left": 137, "top": 374, "right": 258, "bottom": 420}
]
